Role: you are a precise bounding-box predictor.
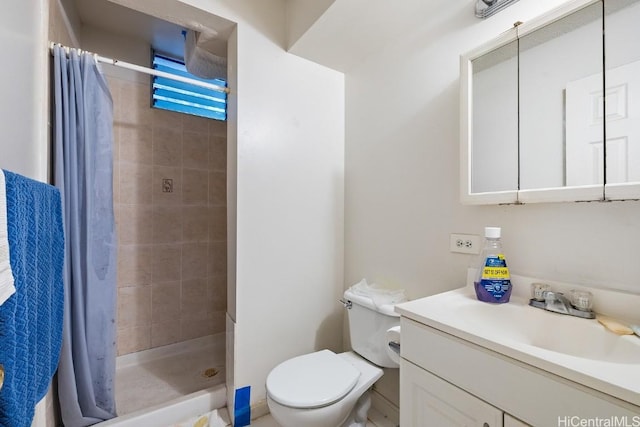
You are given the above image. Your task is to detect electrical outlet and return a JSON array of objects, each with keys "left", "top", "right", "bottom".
[{"left": 449, "top": 233, "right": 481, "bottom": 254}]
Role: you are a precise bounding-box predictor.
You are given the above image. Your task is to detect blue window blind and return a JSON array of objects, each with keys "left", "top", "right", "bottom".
[{"left": 152, "top": 54, "right": 227, "bottom": 121}]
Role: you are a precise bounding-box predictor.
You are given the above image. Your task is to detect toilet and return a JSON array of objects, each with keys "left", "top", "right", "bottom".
[{"left": 266, "top": 288, "right": 402, "bottom": 427}]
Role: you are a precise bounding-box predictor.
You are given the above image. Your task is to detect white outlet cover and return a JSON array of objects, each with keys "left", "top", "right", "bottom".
[{"left": 449, "top": 234, "right": 481, "bottom": 254}]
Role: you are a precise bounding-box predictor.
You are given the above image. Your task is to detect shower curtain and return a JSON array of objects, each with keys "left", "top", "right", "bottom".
[{"left": 52, "top": 45, "right": 118, "bottom": 426}]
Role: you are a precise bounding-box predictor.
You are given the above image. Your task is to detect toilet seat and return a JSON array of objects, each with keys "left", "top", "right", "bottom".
[{"left": 266, "top": 349, "right": 360, "bottom": 409}]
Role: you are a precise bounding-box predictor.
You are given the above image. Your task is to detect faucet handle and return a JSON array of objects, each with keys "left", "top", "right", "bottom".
[
  {"left": 531, "top": 282, "right": 551, "bottom": 301},
  {"left": 569, "top": 289, "right": 593, "bottom": 311}
]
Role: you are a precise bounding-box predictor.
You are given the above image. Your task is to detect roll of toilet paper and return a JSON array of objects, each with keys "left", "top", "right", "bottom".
[{"left": 385, "top": 326, "right": 401, "bottom": 364}]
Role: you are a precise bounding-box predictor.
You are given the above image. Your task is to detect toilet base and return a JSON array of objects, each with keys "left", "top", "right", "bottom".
[
  {"left": 340, "top": 390, "right": 372, "bottom": 427},
  {"left": 268, "top": 387, "right": 374, "bottom": 427}
]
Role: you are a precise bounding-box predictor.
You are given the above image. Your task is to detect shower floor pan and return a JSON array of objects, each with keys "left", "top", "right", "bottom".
[{"left": 98, "top": 333, "right": 226, "bottom": 425}]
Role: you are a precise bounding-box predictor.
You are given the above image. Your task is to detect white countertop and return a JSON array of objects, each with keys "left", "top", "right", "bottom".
[{"left": 395, "top": 278, "right": 640, "bottom": 408}]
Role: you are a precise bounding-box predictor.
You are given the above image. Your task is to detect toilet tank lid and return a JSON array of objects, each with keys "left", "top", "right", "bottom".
[
  {"left": 343, "top": 289, "right": 402, "bottom": 317},
  {"left": 266, "top": 350, "right": 360, "bottom": 409}
]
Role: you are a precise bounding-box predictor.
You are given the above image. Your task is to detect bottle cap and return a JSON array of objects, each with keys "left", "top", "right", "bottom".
[{"left": 484, "top": 226, "right": 501, "bottom": 238}]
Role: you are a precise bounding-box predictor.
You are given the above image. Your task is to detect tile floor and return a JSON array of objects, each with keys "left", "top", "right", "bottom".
[
  {"left": 175, "top": 404, "right": 397, "bottom": 427},
  {"left": 115, "top": 334, "right": 226, "bottom": 416},
  {"left": 216, "top": 407, "right": 395, "bottom": 427},
  {"left": 210, "top": 412, "right": 378, "bottom": 427}
]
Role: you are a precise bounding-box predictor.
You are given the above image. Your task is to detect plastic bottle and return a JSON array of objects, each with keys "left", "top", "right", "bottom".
[{"left": 474, "top": 226, "right": 512, "bottom": 303}]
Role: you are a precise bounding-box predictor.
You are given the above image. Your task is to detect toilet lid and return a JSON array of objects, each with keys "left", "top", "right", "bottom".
[{"left": 266, "top": 350, "right": 360, "bottom": 409}]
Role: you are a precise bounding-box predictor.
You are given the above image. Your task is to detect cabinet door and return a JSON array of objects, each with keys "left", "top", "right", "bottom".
[{"left": 400, "top": 358, "right": 503, "bottom": 427}]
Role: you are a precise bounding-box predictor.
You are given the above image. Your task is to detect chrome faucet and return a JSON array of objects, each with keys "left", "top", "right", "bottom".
[{"left": 529, "top": 290, "right": 595, "bottom": 319}]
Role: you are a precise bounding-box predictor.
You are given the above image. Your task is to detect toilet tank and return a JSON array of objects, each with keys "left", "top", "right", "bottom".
[{"left": 343, "top": 289, "right": 401, "bottom": 368}]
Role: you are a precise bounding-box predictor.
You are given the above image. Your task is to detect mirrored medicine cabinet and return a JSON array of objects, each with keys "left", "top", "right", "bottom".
[{"left": 460, "top": 0, "right": 640, "bottom": 204}]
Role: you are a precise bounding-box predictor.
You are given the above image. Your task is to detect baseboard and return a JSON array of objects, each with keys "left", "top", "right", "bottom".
[
  {"left": 250, "top": 398, "right": 270, "bottom": 421},
  {"left": 370, "top": 389, "right": 399, "bottom": 427}
]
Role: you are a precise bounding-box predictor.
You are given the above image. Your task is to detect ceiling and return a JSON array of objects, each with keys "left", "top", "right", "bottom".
[
  {"left": 287, "top": 0, "right": 475, "bottom": 72},
  {"left": 73, "top": 0, "right": 229, "bottom": 59},
  {"left": 73, "top": 0, "right": 480, "bottom": 73}
]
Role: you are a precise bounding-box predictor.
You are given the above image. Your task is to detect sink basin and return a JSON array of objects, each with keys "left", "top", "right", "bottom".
[
  {"left": 395, "top": 278, "right": 640, "bottom": 407},
  {"left": 458, "top": 296, "right": 640, "bottom": 364}
]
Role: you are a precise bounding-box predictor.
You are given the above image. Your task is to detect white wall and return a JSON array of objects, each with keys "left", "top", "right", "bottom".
[
  {"left": 228, "top": 3, "right": 345, "bottom": 417},
  {"left": 345, "top": 0, "right": 640, "bottom": 406},
  {"left": 346, "top": 0, "right": 640, "bottom": 303},
  {"left": 223, "top": 2, "right": 345, "bottom": 416},
  {"left": 0, "top": 0, "right": 49, "bottom": 181},
  {"left": 3, "top": 2, "right": 54, "bottom": 423}
]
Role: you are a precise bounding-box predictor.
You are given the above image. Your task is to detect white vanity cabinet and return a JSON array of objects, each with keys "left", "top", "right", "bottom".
[{"left": 398, "top": 317, "right": 640, "bottom": 427}]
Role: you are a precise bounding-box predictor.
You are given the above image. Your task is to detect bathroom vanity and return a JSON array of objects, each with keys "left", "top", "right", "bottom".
[{"left": 395, "top": 275, "right": 640, "bottom": 426}]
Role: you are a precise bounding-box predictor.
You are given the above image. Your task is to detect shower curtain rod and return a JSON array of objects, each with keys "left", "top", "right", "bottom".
[{"left": 49, "top": 42, "right": 230, "bottom": 94}]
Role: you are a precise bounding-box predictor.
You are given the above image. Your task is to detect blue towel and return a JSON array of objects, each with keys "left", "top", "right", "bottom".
[{"left": 0, "top": 170, "right": 65, "bottom": 427}]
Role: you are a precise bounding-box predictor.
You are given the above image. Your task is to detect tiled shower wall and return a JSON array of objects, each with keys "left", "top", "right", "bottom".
[{"left": 108, "top": 74, "right": 227, "bottom": 355}]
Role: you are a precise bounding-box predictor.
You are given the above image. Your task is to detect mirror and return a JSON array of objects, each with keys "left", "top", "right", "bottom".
[
  {"left": 471, "top": 40, "right": 518, "bottom": 194},
  {"left": 519, "top": 2, "right": 602, "bottom": 191},
  {"left": 462, "top": 0, "right": 640, "bottom": 204},
  {"left": 604, "top": 0, "right": 640, "bottom": 199}
]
